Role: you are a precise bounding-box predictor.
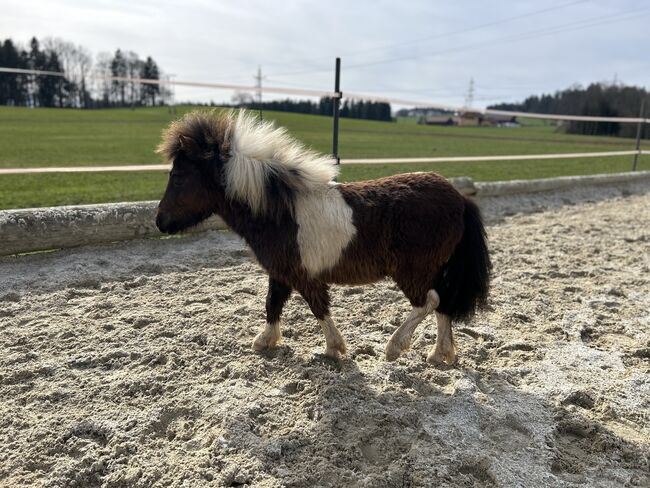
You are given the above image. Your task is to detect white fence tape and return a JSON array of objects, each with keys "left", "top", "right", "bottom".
[
  {"left": 0, "top": 67, "right": 336, "bottom": 99},
  {"left": 1, "top": 150, "right": 647, "bottom": 175},
  {"left": 1, "top": 66, "right": 649, "bottom": 124},
  {"left": 341, "top": 150, "right": 645, "bottom": 165},
  {"left": 0, "top": 165, "right": 170, "bottom": 175}
]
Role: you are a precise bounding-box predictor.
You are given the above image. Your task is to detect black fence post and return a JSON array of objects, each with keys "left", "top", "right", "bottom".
[
  {"left": 632, "top": 99, "right": 646, "bottom": 171},
  {"left": 332, "top": 57, "right": 342, "bottom": 166}
]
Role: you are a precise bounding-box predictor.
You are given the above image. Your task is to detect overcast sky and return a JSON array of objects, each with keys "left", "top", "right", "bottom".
[{"left": 2, "top": 0, "right": 648, "bottom": 108}]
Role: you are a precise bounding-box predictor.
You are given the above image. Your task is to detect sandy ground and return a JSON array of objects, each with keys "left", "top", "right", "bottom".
[{"left": 1, "top": 188, "right": 649, "bottom": 488}]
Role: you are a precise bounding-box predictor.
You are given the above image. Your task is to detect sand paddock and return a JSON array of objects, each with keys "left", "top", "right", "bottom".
[{"left": 1, "top": 188, "right": 649, "bottom": 487}]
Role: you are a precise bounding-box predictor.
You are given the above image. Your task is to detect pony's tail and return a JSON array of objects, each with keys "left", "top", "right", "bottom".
[{"left": 435, "top": 197, "right": 491, "bottom": 323}]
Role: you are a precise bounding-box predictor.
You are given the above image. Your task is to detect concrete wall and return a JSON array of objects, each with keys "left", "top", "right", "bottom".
[
  {"left": 0, "top": 202, "right": 227, "bottom": 257},
  {"left": 1, "top": 172, "right": 648, "bottom": 257},
  {"left": 475, "top": 171, "right": 650, "bottom": 197}
]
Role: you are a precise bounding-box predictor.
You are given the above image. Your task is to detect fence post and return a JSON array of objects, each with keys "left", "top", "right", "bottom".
[
  {"left": 332, "top": 57, "right": 342, "bottom": 165},
  {"left": 632, "top": 99, "right": 645, "bottom": 171}
]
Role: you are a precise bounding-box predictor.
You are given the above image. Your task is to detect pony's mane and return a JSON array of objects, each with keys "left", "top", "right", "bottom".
[
  {"left": 157, "top": 110, "right": 339, "bottom": 217},
  {"left": 157, "top": 110, "right": 231, "bottom": 162}
]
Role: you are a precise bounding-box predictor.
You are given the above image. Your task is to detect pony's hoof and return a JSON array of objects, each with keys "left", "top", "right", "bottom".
[
  {"left": 324, "top": 341, "right": 347, "bottom": 359},
  {"left": 427, "top": 348, "right": 457, "bottom": 366},
  {"left": 252, "top": 333, "right": 279, "bottom": 352},
  {"left": 324, "top": 348, "right": 341, "bottom": 359},
  {"left": 385, "top": 338, "right": 408, "bottom": 361}
]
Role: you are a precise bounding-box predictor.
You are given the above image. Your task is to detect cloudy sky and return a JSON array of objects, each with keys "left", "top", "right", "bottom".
[{"left": 2, "top": 0, "right": 648, "bottom": 108}]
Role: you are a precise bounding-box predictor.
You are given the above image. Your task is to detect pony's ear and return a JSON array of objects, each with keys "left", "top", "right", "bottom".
[{"left": 178, "top": 134, "right": 201, "bottom": 156}]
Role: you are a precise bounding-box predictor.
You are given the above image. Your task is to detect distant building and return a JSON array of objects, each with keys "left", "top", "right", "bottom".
[
  {"left": 421, "top": 115, "right": 456, "bottom": 126},
  {"left": 415, "top": 110, "right": 519, "bottom": 127},
  {"left": 483, "top": 113, "right": 519, "bottom": 127},
  {"left": 458, "top": 111, "right": 519, "bottom": 127},
  {"left": 458, "top": 111, "right": 482, "bottom": 126}
]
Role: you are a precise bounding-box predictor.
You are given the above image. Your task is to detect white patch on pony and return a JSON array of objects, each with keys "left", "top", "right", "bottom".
[
  {"left": 295, "top": 185, "right": 356, "bottom": 276},
  {"left": 318, "top": 315, "right": 347, "bottom": 358},
  {"left": 224, "top": 111, "right": 338, "bottom": 215},
  {"left": 252, "top": 321, "right": 281, "bottom": 351}
]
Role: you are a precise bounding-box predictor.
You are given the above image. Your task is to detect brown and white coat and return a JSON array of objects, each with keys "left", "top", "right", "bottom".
[{"left": 156, "top": 111, "right": 491, "bottom": 364}]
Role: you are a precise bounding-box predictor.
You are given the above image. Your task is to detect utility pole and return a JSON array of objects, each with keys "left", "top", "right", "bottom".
[
  {"left": 464, "top": 77, "right": 475, "bottom": 108},
  {"left": 254, "top": 65, "right": 265, "bottom": 119}
]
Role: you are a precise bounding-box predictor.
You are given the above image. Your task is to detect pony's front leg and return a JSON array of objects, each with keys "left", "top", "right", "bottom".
[
  {"left": 297, "top": 281, "right": 347, "bottom": 358},
  {"left": 252, "top": 277, "right": 292, "bottom": 352},
  {"left": 386, "top": 290, "right": 439, "bottom": 361}
]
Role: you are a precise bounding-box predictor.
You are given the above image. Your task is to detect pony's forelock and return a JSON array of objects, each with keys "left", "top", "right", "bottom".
[{"left": 156, "top": 110, "right": 230, "bottom": 161}]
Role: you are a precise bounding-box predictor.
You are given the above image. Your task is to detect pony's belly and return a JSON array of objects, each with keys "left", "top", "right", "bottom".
[{"left": 321, "top": 265, "right": 387, "bottom": 286}]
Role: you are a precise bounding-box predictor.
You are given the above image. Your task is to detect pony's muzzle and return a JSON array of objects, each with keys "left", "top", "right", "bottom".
[{"left": 156, "top": 213, "right": 171, "bottom": 233}]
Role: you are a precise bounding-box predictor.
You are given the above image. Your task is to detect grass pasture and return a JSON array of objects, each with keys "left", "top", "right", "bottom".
[{"left": 0, "top": 105, "right": 647, "bottom": 209}]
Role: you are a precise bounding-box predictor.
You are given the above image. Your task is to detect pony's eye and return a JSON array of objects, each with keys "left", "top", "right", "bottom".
[{"left": 171, "top": 173, "right": 185, "bottom": 187}]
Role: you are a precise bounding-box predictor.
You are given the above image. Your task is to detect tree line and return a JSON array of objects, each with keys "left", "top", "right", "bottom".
[
  {"left": 489, "top": 82, "right": 649, "bottom": 139},
  {"left": 232, "top": 92, "right": 393, "bottom": 122},
  {"left": 0, "top": 36, "right": 168, "bottom": 108}
]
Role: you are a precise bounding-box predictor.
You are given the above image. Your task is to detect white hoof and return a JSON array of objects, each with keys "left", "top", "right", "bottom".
[
  {"left": 385, "top": 337, "right": 409, "bottom": 361},
  {"left": 324, "top": 340, "right": 347, "bottom": 359},
  {"left": 252, "top": 323, "right": 281, "bottom": 351},
  {"left": 427, "top": 344, "right": 457, "bottom": 366}
]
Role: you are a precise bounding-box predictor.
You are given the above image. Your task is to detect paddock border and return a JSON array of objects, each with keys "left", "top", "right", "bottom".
[
  {"left": 1, "top": 171, "right": 649, "bottom": 257},
  {"left": 2, "top": 150, "right": 648, "bottom": 175}
]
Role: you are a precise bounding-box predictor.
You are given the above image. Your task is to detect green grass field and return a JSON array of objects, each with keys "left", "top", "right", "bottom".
[{"left": 0, "top": 105, "right": 647, "bottom": 209}]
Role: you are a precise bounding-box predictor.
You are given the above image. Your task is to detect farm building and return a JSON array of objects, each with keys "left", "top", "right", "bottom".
[
  {"left": 459, "top": 111, "right": 519, "bottom": 127},
  {"left": 419, "top": 111, "right": 519, "bottom": 127},
  {"left": 421, "top": 115, "right": 456, "bottom": 126}
]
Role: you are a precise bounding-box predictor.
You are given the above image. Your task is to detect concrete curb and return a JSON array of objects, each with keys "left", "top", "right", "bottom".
[
  {"left": 475, "top": 170, "right": 650, "bottom": 197},
  {"left": 1, "top": 171, "right": 648, "bottom": 257},
  {"left": 0, "top": 202, "right": 227, "bottom": 257}
]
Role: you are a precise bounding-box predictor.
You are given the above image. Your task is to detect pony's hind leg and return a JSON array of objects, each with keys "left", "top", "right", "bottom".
[
  {"left": 297, "top": 280, "right": 347, "bottom": 358},
  {"left": 427, "top": 312, "right": 457, "bottom": 365},
  {"left": 253, "top": 277, "right": 292, "bottom": 351},
  {"left": 385, "top": 289, "right": 439, "bottom": 361}
]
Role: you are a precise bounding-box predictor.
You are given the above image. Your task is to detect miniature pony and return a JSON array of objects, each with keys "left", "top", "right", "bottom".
[{"left": 156, "top": 111, "right": 490, "bottom": 364}]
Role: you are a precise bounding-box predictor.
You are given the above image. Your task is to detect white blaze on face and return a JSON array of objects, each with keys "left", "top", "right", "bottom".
[{"left": 295, "top": 185, "right": 356, "bottom": 276}]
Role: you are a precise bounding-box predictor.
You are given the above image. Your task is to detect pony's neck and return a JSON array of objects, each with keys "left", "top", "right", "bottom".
[{"left": 212, "top": 190, "right": 279, "bottom": 245}]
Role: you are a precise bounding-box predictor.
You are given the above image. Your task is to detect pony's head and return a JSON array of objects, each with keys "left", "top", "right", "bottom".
[
  {"left": 155, "top": 112, "right": 230, "bottom": 234},
  {"left": 155, "top": 109, "right": 338, "bottom": 233}
]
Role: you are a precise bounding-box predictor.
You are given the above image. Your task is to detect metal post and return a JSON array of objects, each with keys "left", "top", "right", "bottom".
[
  {"left": 632, "top": 99, "right": 645, "bottom": 171},
  {"left": 332, "top": 57, "right": 341, "bottom": 165}
]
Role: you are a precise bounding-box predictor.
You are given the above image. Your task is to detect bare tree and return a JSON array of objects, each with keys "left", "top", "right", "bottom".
[
  {"left": 231, "top": 90, "right": 254, "bottom": 107},
  {"left": 42, "top": 38, "right": 92, "bottom": 107},
  {"left": 76, "top": 46, "right": 92, "bottom": 108},
  {"left": 124, "top": 51, "right": 143, "bottom": 107},
  {"left": 110, "top": 49, "right": 128, "bottom": 105},
  {"left": 94, "top": 52, "right": 113, "bottom": 106}
]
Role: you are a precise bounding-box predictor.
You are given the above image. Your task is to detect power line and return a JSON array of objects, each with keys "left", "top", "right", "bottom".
[
  {"left": 344, "top": 7, "right": 650, "bottom": 71},
  {"left": 266, "top": 0, "right": 589, "bottom": 78},
  {"left": 340, "top": 0, "right": 589, "bottom": 59}
]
